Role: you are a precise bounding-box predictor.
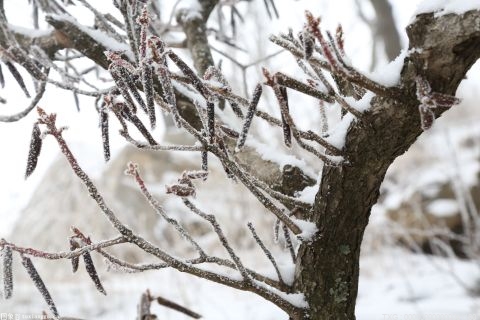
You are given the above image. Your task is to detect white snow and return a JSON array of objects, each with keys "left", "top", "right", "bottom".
[
  {"left": 246, "top": 139, "right": 317, "bottom": 179},
  {"left": 345, "top": 91, "right": 375, "bottom": 113},
  {"left": 8, "top": 24, "right": 51, "bottom": 37},
  {"left": 427, "top": 199, "right": 459, "bottom": 217},
  {"left": 324, "top": 113, "right": 355, "bottom": 149},
  {"left": 296, "top": 182, "right": 320, "bottom": 205},
  {"left": 253, "top": 279, "right": 309, "bottom": 309},
  {"left": 369, "top": 49, "right": 407, "bottom": 87},
  {"left": 47, "top": 14, "right": 134, "bottom": 61},
  {"left": 277, "top": 263, "right": 296, "bottom": 286},
  {"left": 415, "top": 0, "right": 480, "bottom": 16},
  {"left": 293, "top": 218, "right": 318, "bottom": 241}
]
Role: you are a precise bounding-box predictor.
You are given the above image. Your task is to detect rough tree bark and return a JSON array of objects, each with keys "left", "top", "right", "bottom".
[{"left": 293, "top": 10, "right": 480, "bottom": 320}]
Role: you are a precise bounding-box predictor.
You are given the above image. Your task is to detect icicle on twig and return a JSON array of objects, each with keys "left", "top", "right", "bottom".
[
  {"left": 218, "top": 138, "right": 236, "bottom": 181},
  {"left": 204, "top": 66, "right": 243, "bottom": 118},
  {"left": 121, "top": 108, "right": 158, "bottom": 145},
  {"left": 82, "top": 251, "right": 107, "bottom": 295},
  {"left": 183, "top": 199, "right": 250, "bottom": 280},
  {"left": 318, "top": 100, "right": 329, "bottom": 133},
  {"left": 263, "top": 68, "right": 292, "bottom": 147},
  {"left": 7, "top": 46, "right": 46, "bottom": 81},
  {"left": 100, "top": 108, "right": 110, "bottom": 162},
  {"left": 156, "top": 295, "right": 202, "bottom": 319},
  {"left": 220, "top": 125, "right": 239, "bottom": 139},
  {"left": 201, "top": 148, "right": 208, "bottom": 176},
  {"left": 118, "top": 66, "right": 148, "bottom": 114},
  {"left": 117, "top": 0, "right": 139, "bottom": 63},
  {"left": 25, "top": 122, "right": 42, "bottom": 179},
  {"left": 247, "top": 222, "right": 284, "bottom": 284},
  {"left": 273, "top": 72, "right": 333, "bottom": 103},
  {"left": 278, "top": 86, "right": 292, "bottom": 148},
  {"left": 137, "top": 8, "right": 156, "bottom": 128},
  {"left": 2, "top": 245, "right": 13, "bottom": 299},
  {"left": 5, "top": 61, "right": 30, "bottom": 98},
  {"left": 273, "top": 219, "right": 280, "bottom": 243},
  {"left": 207, "top": 101, "right": 215, "bottom": 144},
  {"left": 167, "top": 51, "right": 211, "bottom": 99},
  {"left": 137, "top": 6, "right": 149, "bottom": 60},
  {"left": 158, "top": 65, "right": 181, "bottom": 128},
  {"left": 21, "top": 256, "right": 59, "bottom": 319},
  {"left": 283, "top": 224, "right": 296, "bottom": 262},
  {"left": 236, "top": 84, "right": 262, "bottom": 151},
  {"left": 110, "top": 66, "right": 137, "bottom": 113},
  {"left": 69, "top": 238, "right": 80, "bottom": 273},
  {"left": 142, "top": 63, "right": 156, "bottom": 129}
]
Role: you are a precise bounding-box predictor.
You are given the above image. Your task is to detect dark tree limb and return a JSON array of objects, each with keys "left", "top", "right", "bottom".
[{"left": 293, "top": 10, "right": 480, "bottom": 320}]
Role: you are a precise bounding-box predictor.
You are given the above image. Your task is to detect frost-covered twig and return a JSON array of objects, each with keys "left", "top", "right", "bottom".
[
  {"left": 182, "top": 198, "right": 251, "bottom": 280},
  {"left": 155, "top": 294, "right": 202, "bottom": 319},
  {"left": 126, "top": 162, "right": 206, "bottom": 257},
  {"left": 1, "top": 237, "right": 125, "bottom": 260},
  {"left": 120, "top": 129, "right": 202, "bottom": 152},
  {"left": 21, "top": 256, "right": 59, "bottom": 319},
  {"left": 34, "top": 108, "right": 302, "bottom": 315},
  {"left": 247, "top": 222, "right": 284, "bottom": 284}
]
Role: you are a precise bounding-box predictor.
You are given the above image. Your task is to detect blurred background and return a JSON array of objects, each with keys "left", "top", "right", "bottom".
[{"left": 0, "top": 0, "right": 480, "bottom": 319}]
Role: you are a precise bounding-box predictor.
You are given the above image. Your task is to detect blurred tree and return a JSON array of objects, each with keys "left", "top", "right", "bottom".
[
  {"left": 355, "top": 0, "right": 402, "bottom": 70},
  {"left": 0, "top": 1, "right": 479, "bottom": 319}
]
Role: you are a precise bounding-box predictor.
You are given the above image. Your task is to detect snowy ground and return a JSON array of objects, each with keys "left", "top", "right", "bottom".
[{"left": 1, "top": 249, "right": 479, "bottom": 319}]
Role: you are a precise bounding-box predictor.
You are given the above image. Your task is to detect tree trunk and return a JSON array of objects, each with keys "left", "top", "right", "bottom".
[{"left": 293, "top": 10, "right": 480, "bottom": 320}]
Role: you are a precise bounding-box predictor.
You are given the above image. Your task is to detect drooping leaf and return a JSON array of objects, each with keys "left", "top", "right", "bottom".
[
  {"left": 141, "top": 63, "right": 155, "bottom": 129},
  {"left": 69, "top": 238, "right": 79, "bottom": 273},
  {"left": 82, "top": 252, "right": 106, "bottom": 295},
  {"left": 419, "top": 104, "right": 435, "bottom": 131},
  {"left": 219, "top": 125, "right": 239, "bottom": 139},
  {"left": 167, "top": 51, "right": 210, "bottom": 98},
  {"left": 100, "top": 110, "right": 110, "bottom": 162},
  {"left": 5, "top": 61, "right": 30, "bottom": 98},
  {"left": 278, "top": 86, "right": 292, "bottom": 147},
  {"left": 21, "top": 256, "right": 59, "bottom": 318},
  {"left": 110, "top": 66, "right": 137, "bottom": 113},
  {"left": 2, "top": 246, "right": 13, "bottom": 299},
  {"left": 117, "top": 65, "right": 148, "bottom": 114},
  {"left": 236, "top": 84, "right": 262, "bottom": 151},
  {"left": 207, "top": 101, "right": 215, "bottom": 144},
  {"left": 25, "top": 123, "right": 42, "bottom": 179},
  {"left": 201, "top": 151, "right": 208, "bottom": 177}
]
